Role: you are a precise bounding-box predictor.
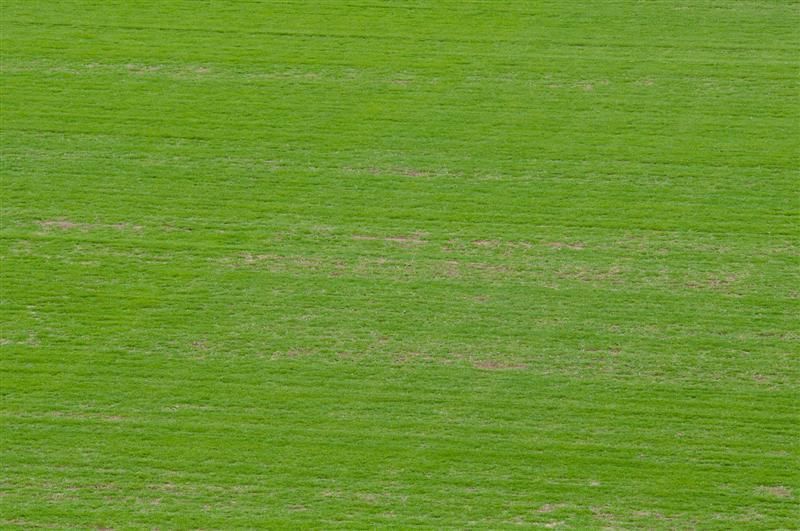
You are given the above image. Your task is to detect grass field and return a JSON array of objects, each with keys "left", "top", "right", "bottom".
[{"left": 2, "top": 1, "right": 799, "bottom": 528}]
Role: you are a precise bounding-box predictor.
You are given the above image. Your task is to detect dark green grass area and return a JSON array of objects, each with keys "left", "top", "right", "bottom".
[{"left": 2, "top": 1, "right": 799, "bottom": 528}]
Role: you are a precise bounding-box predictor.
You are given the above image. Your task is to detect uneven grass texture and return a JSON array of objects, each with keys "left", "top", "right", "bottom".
[{"left": 1, "top": 1, "right": 799, "bottom": 528}]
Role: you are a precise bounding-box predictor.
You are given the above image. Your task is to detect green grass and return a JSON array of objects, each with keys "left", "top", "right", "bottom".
[{"left": 2, "top": 0, "right": 799, "bottom": 528}]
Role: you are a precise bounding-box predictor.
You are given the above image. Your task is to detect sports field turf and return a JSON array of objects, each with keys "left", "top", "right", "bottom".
[{"left": 1, "top": 1, "right": 799, "bottom": 528}]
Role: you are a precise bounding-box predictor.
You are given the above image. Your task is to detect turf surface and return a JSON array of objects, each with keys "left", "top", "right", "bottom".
[{"left": 2, "top": 1, "right": 799, "bottom": 528}]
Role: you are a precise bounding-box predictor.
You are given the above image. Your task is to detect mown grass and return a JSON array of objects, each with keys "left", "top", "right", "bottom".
[{"left": 1, "top": 1, "right": 799, "bottom": 528}]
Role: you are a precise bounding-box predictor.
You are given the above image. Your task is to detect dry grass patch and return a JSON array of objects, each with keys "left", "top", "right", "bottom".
[
  {"left": 687, "top": 273, "right": 741, "bottom": 290},
  {"left": 39, "top": 219, "right": 85, "bottom": 230},
  {"left": 755, "top": 485, "right": 793, "bottom": 499},
  {"left": 352, "top": 233, "right": 426, "bottom": 245},
  {"left": 556, "top": 265, "right": 624, "bottom": 283},
  {"left": 472, "top": 239, "right": 501, "bottom": 248},
  {"left": 472, "top": 360, "right": 528, "bottom": 371},
  {"left": 38, "top": 220, "right": 143, "bottom": 232},
  {"left": 48, "top": 411, "right": 125, "bottom": 423},
  {"left": 544, "top": 241, "right": 585, "bottom": 250},
  {"left": 537, "top": 503, "right": 567, "bottom": 514}
]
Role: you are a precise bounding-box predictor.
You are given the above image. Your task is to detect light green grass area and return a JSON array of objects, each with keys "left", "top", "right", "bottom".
[{"left": 1, "top": 1, "right": 799, "bottom": 528}]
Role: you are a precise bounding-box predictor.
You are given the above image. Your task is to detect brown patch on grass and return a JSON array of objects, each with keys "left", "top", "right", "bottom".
[
  {"left": 472, "top": 360, "right": 528, "bottom": 371},
  {"left": 590, "top": 506, "right": 615, "bottom": 522},
  {"left": 287, "top": 504, "right": 307, "bottom": 512},
  {"left": 39, "top": 219, "right": 85, "bottom": 230},
  {"left": 687, "top": 273, "right": 739, "bottom": 290},
  {"left": 437, "top": 260, "right": 461, "bottom": 278},
  {"left": 353, "top": 233, "right": 426, "bottom": 245},
  {"left": 126, "top": 63, "right": 162, "bottom": 74},
  {"left": 544, "top": 241, "right": 585, "bottom": 250},
  {"left": 1, "top": 520, "right": 60, "bottom": 529},
  {"left": 393, "top": 351, "right": 435, "bottom": 365},
  {"left": 236, "top": 253, "right": 322, "bottom": 271},
  {"left": 110, "top": 222, "right": 143, "bottom": 231},
  {"left": 633, "top": 510, "right": 666, "bottom": 519},
  {"left": 468, "top": 262, "right": 514, "bottom": 275},
  {"left": 150, "top": 483, "right": 177, "bottom": 492},
  {"left": 39, "top": 220, "right": 142, "bottom": 232},
  {"left": 48, "top": 411, "right": 125, "bottom": 422},
  {"left": 386, "top": 235, "right": 424, "bottom": 244},
  {"left": 240, "top": 252, "right": 270, "bottom": 265},
  {"left": 473, "top": 239, "right": 501, "bottom": 248},
  {"left": 538, "top": 503, "right": 566, "bottom": 514},
  {"left": 191, "top": 340, "right": 209, "bottom": 351},
  {"left": 354, "top": 165, "right": 450, "bottom": 178},
  {"left": 557, "top": 265, "right": 623, "bottom": 282},
  {"left": 756, "top": 485, "right": 793, "bottom": 498},
  {"left": 398, "top": 167, "right": 430, "bottom": 177},
  {"left": 271, "top": 348, "right": 315, "bottom": 360}
]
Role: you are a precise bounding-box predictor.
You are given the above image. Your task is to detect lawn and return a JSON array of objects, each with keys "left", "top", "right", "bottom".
[{"left": 1, "top": 1, "right": 799, "bottom": 528}]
